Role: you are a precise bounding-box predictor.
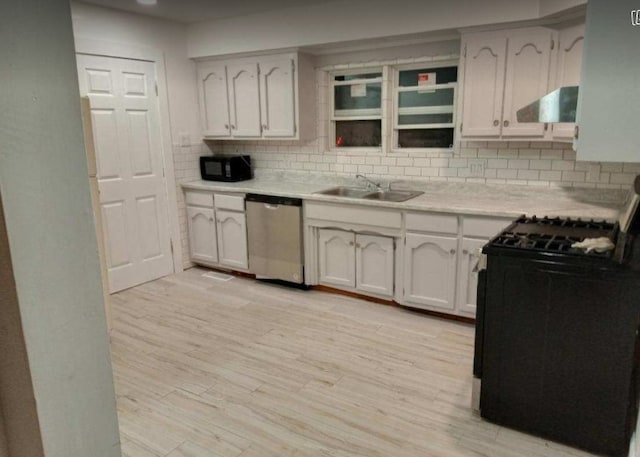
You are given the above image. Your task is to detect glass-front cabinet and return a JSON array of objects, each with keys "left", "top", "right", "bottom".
[{"left": 393, "top": 65, "right": 458, "bottom": 150}]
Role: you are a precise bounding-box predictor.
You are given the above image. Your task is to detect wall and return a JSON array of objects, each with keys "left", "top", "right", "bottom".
[
  {"left": 0, "top": 195, "right": 44, "bottom": 457},
  {"left": 71, "top": 1, "right": 201, "bottom": 146},
  {"left": 0, "top": 1, "right": 121, "bottom": 456},
  {"left": 187, "top": 0, "right": 540, "bottom": 58}
]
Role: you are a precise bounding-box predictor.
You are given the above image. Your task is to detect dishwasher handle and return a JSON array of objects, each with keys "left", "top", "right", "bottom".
[
  {"left": 245, "top": 193, "right": 302, "bottom": 207},
  {"left": 264, "top": 203, "right": 280, "bottom": 210}
]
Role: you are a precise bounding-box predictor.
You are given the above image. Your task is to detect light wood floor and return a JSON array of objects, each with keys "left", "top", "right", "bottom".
[{"left": 110, "top": 267, "right": 597, "bottom": 457}]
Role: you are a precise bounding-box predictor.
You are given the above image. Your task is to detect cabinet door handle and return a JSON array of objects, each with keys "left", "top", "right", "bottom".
[
  {"left": 503, "top": 120, "right": 510, "bottom": 127},
  {"left": 450, "top": 249, "right": 456, "bottom": 255},
  {"left": 574, "top": 125, "right": 580, "bottom": 140},
  {"left": 493, "top": 120, "right": 500, "bottom": 127}
]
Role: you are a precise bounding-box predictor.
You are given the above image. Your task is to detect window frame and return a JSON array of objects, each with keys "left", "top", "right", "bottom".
[
  {"left": 390, "top": 60, "right": 459, "bottom": 153},
  {"left": 329, "top": 67, "right": 384, "bottom": 152}
]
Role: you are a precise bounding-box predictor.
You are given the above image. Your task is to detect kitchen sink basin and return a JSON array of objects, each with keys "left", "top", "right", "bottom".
[
  {"left": 362, "top": 190, "right": 424, "bottom": 202},
  {"left": 315, "top": 186, "right": 424, "bottom": 202},
  {"left": 315, "top": 186, "right": 372, "bottom": 198}
]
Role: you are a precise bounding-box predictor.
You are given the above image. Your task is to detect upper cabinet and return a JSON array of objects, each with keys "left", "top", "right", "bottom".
[
  {"left": 577, "top": 0, "right": 639, "bottom": 163},
  {"left": 551, "top": 24, "right": 584, "bottom": 141},
  {"left": 196, "top": 52, "right": 315, "bottom": 141},
  {"left": 460, "top": 28, "right": 556, "bottom": 140}
]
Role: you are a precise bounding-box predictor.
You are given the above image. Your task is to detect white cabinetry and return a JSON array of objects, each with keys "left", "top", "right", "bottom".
[
  {"left": 403, "top": 233, "right": 457, "bottom": 311},
  {"left": 216, "top": 210, "right": 248, "bottom": 269},
  {"left": 196, "top": 53, "right": 314, "bottom": 141},
  {"left": 460, "top": 28, "right": 555, "bottom": 140},
  {"left": 318, "top": 229, "right": 356, "bottom": 288},
  {"left": 552, "top": 24, "right": 584, "bottom": 141},
  {"left": 317, "top": 229, "right": 395, "bottom": 298},
  {"left": 185, "top": 190, "right": 248, "bottom": 271},
  {"left": 187, "top": 206, "right": 218, "bottom": 264}
]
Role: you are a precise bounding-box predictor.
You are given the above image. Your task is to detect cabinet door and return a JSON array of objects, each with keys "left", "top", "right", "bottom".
[
  {"left": 552, "top": 24, "right": 584, "bottom": 141},
  {"left": 318, "top": 229, "right": 355, "bottom": 288},
  {"left": 355, "top": 234, "right": 394, "bottom": 297},
  {"left": 227, "top": 62, "right": 262, "bottom": 138},
  {"left": 502, "top": 32, "right": 553, "bottom": 137},
  {"left": 259, "top": 58, "right": 296, "bottom": 137},
  {"left": 403, "top": 233, "right": 457, "bottom": 311},
  {"left": 216, "top": 210, "right": 248, "bottom": 269},
  {"left": 457, "top": 238, "right": 486, "bottom": 316},
  {"left": 461, "top": 36, "right": 507, "bottom": 137},
  {"left": 197, "top": 64, "right": 231, "bottom": 137},
  {"left": 187, "top": 206, "right": 218, "bottom": 264}
]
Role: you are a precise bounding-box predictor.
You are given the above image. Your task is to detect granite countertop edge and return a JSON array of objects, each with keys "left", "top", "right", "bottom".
[{"left": 181, "top": 178, "right": 625, "bottom": 222}]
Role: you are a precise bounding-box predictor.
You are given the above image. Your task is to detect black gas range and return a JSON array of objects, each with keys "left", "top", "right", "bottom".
[{"left": 474, "top": 177, "right": 640, "bottom": 457}]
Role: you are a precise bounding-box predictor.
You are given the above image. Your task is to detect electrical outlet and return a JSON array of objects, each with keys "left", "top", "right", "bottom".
[{"left": 468, "top": 159, "right": 486, "bottom": 177}]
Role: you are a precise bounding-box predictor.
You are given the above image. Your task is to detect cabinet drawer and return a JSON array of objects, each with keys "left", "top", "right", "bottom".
[
  {"left": 463, "top": 216, "right": 513, "bottom": 238},
  {"left": 306, "top": 202, "right": 401, "bottom": 229},
  {"left": 185, "top": 191, "right": 214, "bottom": 208},
  {"left": 405, "top": 212, "right": 458, "bottom": 234},
  {"left": 214, "top": 194, "right": 245, "bottom": 212}
]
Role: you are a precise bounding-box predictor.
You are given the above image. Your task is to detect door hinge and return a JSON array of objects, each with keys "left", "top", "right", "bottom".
[
  {"left": 155, "top": 81, "right": 158, "bottom": 96},
  {"left": 460, "top": 123, "right": 463, "bottom": 133},
  {"left": 170, "top": 239, "right": 174, "bottom": 255},
  {"left": 551, "top": 39, "right": 555, "bottom": 50},
  {"left": 463, "top": 44, "right": 467, "bottom": 58}
]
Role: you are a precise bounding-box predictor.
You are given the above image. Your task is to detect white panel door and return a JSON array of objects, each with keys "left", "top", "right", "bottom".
[
  {"left": 227, "top": 62, "right": 262, "bottom": 138},
  {"left": 187, "top": 206, "right": 218, "bottom": 264},
  {"left": 403, "top": 233, "right": 457, "bottom": 311},
  {"left": 216, "top": 210, "right": 248, "bottom": 269},
  {"left": 461, "top": 35, "right": 507, "bottom": 137},
  {"left": 355, "top": 234, "right": 394, "bottom": 297},
  {"left": 77, "top": 54, "right": 173, "bottom": 293},
  {"left": 197, "top": 63, "right": 231, "bottom": 137},
  {"left": 553, "top": 24, "right": 584, "bottom": 141},
  {"left": 318, "top": 229, "right": 355, "bottom": 288},
  {"left": 259, "top": 58, "right": 296, "bottom": 137},
  {"left": 456, "top": 238, "right": 486, "bottom": 316},
  {"left": 502, "top": 32, "right": 552, "bottom": 137}
]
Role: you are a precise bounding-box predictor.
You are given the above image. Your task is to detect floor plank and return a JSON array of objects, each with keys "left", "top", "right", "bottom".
[{"left": 110, "top": 268, "right": 599, "bottom": 457}]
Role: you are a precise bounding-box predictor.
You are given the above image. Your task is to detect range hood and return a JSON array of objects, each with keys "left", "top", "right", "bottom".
[{"left": 516, "top": 86, "right": 579, "bottom": 123}]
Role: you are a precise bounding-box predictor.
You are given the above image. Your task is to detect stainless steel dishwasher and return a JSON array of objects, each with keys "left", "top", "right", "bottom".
[{"left": 245, "top": 194, "right": 304, "bottom": 284}]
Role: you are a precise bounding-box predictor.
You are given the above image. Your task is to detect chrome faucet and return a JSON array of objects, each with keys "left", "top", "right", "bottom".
[{"left": 356, "top": 174, "right": 384, "bottom": 191}]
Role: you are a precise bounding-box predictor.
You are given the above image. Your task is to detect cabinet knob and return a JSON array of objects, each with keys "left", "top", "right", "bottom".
[
  {"left": 231, "top": 124, "right": 236, "bottom": 130},
  {"left": 463, "top": 249, "right": 469, "bottom": 255},
  {"left": 503, "top": 120, "right": 510, "bottom": 127},
  {"left": 355, "top": 243, "right": 361, "bottom": 248},
  {"left": 224, "top": 124, "right": 229, "bottom": 129},
  {"left": 262, "top": 124, "right": 268, "bottom": 130},
  {"left": 450, "top": 249, "right": 456, "bottom": 255},
  {"left": 349, "top": 241, "right": 355, "bottom": 246},
  {"left": 493, "top": 120, "right": 499, "bottom": 127},
  {"left": 209, "top": 217, "right": 214, "bottom": 222}
]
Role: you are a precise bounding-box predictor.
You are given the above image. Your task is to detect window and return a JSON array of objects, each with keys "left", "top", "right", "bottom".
[
  {"left": 393, "top": 64, "right": 458, "bottom": 150},
  {"left": 331, "top": 71, "right": 382, "bottom": 148}
]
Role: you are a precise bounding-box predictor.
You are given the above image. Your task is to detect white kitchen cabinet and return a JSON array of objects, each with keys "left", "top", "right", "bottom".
[
  {"left": 216, "top": 210, "right": 248, "bottom": 269},
  {"left": 226, "top": 62, "right": 262, "bottom": 138},
  {"left": 403, "top": 233, "right": 457, "bottom": 312},
  {"left": 259, "top": 57, "right": 296, "bottom": 137},
  {"left": 196, "top": 53, "right": 314, "bottom": 141},
  {"left": 460, "top": 28, "right": 555, "bottom": 140},
  {"left": 355, "top": 234, "right": 394, "bottom": 297},
  {"left": 187, "top": 206, "right": 218, "bottom": 264},
  {"left": 456, "top": 238, "right": 486, "bottom": 316},
  {"left": 318, "top": 229, "right": 356, "bottom": 288},
  {"left": 552, "top": 24, "right": 584, "bottom": 141}
]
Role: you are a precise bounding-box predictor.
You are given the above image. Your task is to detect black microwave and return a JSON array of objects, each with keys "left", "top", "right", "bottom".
[{"left": 200, "top": 155, "right": 252, "bottom": 182}]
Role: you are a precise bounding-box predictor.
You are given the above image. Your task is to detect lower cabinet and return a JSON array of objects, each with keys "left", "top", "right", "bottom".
[
  {"left": 403, "top": 233, "right": 458, "bottom": 312},
  {"left": 187, "top": 206, "right": 218, "bottom": 264},
  {"left": 318, "top": 229, "right": 394, "bottom": 298},
  {"left": 457, "top": 238, "right": 487, "bottom": 315},
  {"left": 216, "top": 210, "right": 248, "bottom": 269},
  {"left": 185, "top": 191, "right": 248, "bottom": 270}
]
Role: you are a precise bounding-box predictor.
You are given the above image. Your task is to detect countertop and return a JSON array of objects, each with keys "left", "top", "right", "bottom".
[{"left": 182, "top": 172, "right": 627, "bottom": 221}]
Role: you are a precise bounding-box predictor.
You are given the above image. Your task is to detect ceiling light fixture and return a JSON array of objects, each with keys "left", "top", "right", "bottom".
[{"left": 137, "top": 0, "right": 157, "bottom": 5}]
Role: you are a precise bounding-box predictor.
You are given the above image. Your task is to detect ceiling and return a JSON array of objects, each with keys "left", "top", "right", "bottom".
[{"left": 80, "top": 0, "right": 338, "bottom": 24}]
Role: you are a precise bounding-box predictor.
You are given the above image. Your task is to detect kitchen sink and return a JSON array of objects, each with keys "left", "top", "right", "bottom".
[
  {"left": 362, "top": 190, "right": 424, "bottom": 202},
  {"left": 315, "top": 186, "right": 424, "bottom": 202},
  {"left": 315, "top": 186, "right": 372, "bottom": 198}
]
